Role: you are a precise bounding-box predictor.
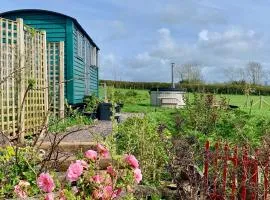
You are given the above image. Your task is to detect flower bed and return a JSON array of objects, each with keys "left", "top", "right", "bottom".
[{"left": 10, "top": 144, "right": 142, "bottom": 200}]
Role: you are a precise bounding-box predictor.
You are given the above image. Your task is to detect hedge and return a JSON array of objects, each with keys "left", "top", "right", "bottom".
[{"left": 100, "top": 80, "right": 270, "bottom": 96}]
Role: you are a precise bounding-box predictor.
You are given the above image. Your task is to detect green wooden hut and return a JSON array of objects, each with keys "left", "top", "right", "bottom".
[{"left": 0, "top": 9, "right": 99, "bottom": 105}]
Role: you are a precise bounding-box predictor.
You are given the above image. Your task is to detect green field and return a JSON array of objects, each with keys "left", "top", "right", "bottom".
[{"left": 99, "top": 87, "right": 270, "bottom": 117}]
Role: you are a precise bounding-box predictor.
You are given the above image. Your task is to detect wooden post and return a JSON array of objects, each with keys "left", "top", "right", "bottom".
[
  {"left": 59, "top": 41, "right": 65, "bottom": 118},
  {"left": 17, "top": 18, "right": 25, "bottom": 143}
]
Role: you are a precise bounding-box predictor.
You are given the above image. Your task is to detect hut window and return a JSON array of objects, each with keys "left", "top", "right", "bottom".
[{"left": 77, "top": 31, "right": 83, "bottom": 58}]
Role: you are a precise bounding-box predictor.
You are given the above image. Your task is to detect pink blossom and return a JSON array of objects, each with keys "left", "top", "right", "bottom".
[
  {"left": 112, "top": 188, "right": 122, "bottom": 199},
  {"left": 125, "top": 154, "right": 139, "bottom": 169},
  {"left": 66, "top": 162, "right": 84, "bottom": 182},
  {"left": 91, "top": 175, "right": 103, "bottom": 184},
  {"left": 107, "top": 166, "right": 117, "bottom": 177},
  {"left": 76, "top": 160, "right": 88, "bottom": 169},
  {"left": 103, "top": 186, "right": 113, "bottom": 200},
  {"left": 97, "top": 144, "right": 109, "bottom": 158},
  {"left": 37, "top": 173, "right": 55, "bottom": 193},
  {"left": 134, "top": 168, "right": 142, "bottom": 184},
  {"left": 85, "top": 150, "right": 98, "bottom": 161},
  {"left": 14, "top": 185, "right": 27, "bottom": 199},
  {"left": 45, "top": 193, "right": 54, "bottom": 200}
]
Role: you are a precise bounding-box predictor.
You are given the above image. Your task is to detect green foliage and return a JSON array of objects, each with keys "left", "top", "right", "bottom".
[
  {"left": 116, "top": 117, "right": 172, "bottom": 185},
  {"left": 101, "top": 80, "right": 270, "bottom": 95},
  {"left": 0, "top": 146, "right": 41, "bottom": 198},
  {"left": 48, "top": 111, "right": 92, "bottom": 133},
  {"left": 83, "top": 94, "right": 100, "bottom": 112},
  {"left": 175, "top": 94, "right": 270, "bottom": 147}
]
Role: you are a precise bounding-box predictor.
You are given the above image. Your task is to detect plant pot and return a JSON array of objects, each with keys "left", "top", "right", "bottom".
[
  {"left": 115, "top": 105, "right": 121, "bottom": 113},
  {"left": 97, "top": 103, "right": 112, "bottom": 120}
]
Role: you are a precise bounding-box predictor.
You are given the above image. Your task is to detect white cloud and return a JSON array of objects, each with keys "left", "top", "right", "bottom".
[{"left": 106, "top": 27, "right": 270, "bottom": 82}]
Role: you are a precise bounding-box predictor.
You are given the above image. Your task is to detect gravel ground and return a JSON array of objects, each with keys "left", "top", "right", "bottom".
[
  {"left": 1, "top": 113, "right": 144, "bottom": 145},
  {"left": 44, "top": 120, "right": 113, "bottom": 143},
  {"left": 44, "top": 113, "right": 144, "bottom": 143}
]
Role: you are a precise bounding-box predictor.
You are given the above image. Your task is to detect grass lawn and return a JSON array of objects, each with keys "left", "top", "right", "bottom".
[{"left": 99, "top": 87, "right": 270, "bottom": 117}]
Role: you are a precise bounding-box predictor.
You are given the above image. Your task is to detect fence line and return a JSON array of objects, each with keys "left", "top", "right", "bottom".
[{"left": 0, "top": 18, "right": 48, "bottom": 140}]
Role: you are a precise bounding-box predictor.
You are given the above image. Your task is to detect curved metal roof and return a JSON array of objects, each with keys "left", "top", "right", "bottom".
[{"left": 0, "top": 9, "right": 99, "bottom": 50}]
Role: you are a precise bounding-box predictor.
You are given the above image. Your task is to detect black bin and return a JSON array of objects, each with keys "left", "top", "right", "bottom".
[{"left": 97, "top": 103, "right": 112, "bottom": 120}]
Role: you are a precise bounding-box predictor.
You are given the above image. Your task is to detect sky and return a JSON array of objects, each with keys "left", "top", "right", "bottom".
[{"left": 1, "top": 0, "right": 270, "bottom": 83}]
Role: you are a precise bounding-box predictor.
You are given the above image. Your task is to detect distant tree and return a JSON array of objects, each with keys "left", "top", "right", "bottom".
[
  {"left": 224, "top": 66, "right": 238, "bottom": 82},
  {"left": 177, "top": 62, "right": 203, "bottom": 83},
  {"left": 246, "top": 61, "right": 263, "bottom": 85},
  {"left": 224, "top": 66, "right": 247, "bottom": 83}
]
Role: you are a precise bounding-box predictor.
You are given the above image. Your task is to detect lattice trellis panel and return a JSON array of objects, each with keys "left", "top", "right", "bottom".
[
  {"left": 0, "top": 18, "right": 18, "bottom": 137},
  {"left": 47, "top": 42, "right": 64, "bottom": 118},
  {"left": 22, "top": 23, "right": 48, "bottom": 135},
  {"left": 0, "top": 18, "right": 48, "bottom": 140}
]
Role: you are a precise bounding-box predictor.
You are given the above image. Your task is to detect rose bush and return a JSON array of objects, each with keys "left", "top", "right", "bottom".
[{"left": 10, "top": 143, "right": 142, "bottom": 199}]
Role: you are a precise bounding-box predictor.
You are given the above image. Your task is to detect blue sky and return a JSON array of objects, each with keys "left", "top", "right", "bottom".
[{"left": 1, "top": 0, "right": 270, "bottom": 83}]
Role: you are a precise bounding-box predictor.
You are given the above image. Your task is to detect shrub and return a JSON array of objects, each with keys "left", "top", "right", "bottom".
[
  {"left": 4, "top": 144, "right": 142, "bottom": 199},
  {"left": 0, "top": 146, "right": 42, "bottom": 198},
  {"left": 175, "top": 93, "right": 269, "bottom": 147},
  {"left": 116, "top": 117, "right": 171, "bottom": 185},
  {"left": 83, "top": 94, "right": 100, "bottom": 112}
]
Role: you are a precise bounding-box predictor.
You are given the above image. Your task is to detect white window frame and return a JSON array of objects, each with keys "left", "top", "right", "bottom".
[{"left": 77, "top": 31, "right": 83, "bottom": 58}]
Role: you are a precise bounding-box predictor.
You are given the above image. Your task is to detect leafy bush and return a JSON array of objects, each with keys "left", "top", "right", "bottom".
[
  {"left": 10, "top": 144, "right": 142, "bottom": 199},
  {"left": 116, "top": 117, "right": 171, "bottom": 185},
  {"left": 48, "top": 111, "right": 92, "bottom": 133},
  {"left": 175, "top": 94, "right": 270, "bottom": 146},
  {"left": 83, "top": 95, "right": 100, "bottom": 112},
  {"left": 0, "top": 146, "right": 42, "bottom": 198}
]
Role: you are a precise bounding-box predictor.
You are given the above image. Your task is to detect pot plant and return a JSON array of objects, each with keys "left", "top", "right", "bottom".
[{"left": 83, "top": 94, "right": 100, "bottom": 119}]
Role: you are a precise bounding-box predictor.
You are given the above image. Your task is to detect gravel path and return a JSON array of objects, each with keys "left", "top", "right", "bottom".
[
  {"left": 44, "top": 113, "right": 144, "bottom": 143},
  {"left": 45, "top": 120, "right": 113, "bottom": 143},
  {"left": 1, "top": 113, "right": 144, "bottom": 145}
]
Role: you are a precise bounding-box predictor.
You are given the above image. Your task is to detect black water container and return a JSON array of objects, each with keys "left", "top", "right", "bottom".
[{"left": 97, "top": 103, "right": 112, "bottom": 120}]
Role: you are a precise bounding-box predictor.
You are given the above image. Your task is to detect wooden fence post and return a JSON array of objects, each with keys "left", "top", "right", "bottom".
[
  {"left": 204, "top": 141, "right": 210, "bottom": 198},
  {"left": 59, "top": 41, "right": 65, "bottom": 118},
  {"left": 17, "top": 18, "right": 25, "bottom": 143}
]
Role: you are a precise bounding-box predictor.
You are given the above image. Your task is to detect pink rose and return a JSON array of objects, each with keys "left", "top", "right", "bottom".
[
  {"left": 85, "top": 150, "right": 98, "bottom": 161},
  {"left": 91, "top": 175, "right": 103, "bottom": 184},
  {"left": 76, "top": 160, "right": 88, "bottom": 169},
  {"left": 66, "top": 162, "right": 84, "bottom": 182},
  {"left": 14, "top": 185, "right": 27, "bottom": 199},
  {"left": 112, "top": 188, "right": 122, "bottom": 199},
  {"left": 125, "top": 154, "right": 139, "bottom": 168},
  {"left": 134, "top": 168, "right": 142, "bottom": 184},
  {"left": 18, "top": 180, "right": 30, "bottom": 187},
  {"left": 97, "top": 144, "right": 109, "bottom": 158},
  {"left": 45, "top": 193, "right": 54, "bottom": 200},
  {"left": 103, "top": 186, "right": 113, "bottom": 200},
  {"left": 107, "top": 166, "right": 117, "bottom": 177},
  {"left": 37, "top": 173, "right": 55, "bottom": 193}
]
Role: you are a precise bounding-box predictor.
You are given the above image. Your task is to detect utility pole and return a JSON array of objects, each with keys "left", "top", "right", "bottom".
[{"left": 171, "top": 63, "right": 175, "bottom": 88}]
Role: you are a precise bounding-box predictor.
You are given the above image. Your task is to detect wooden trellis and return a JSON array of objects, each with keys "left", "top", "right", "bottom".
[
  {"left": 47, "top": 42, "right": 64, "bottom": 118},
  {"left": 0, "top": 18, "right": 48, "bottom": 140}
]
